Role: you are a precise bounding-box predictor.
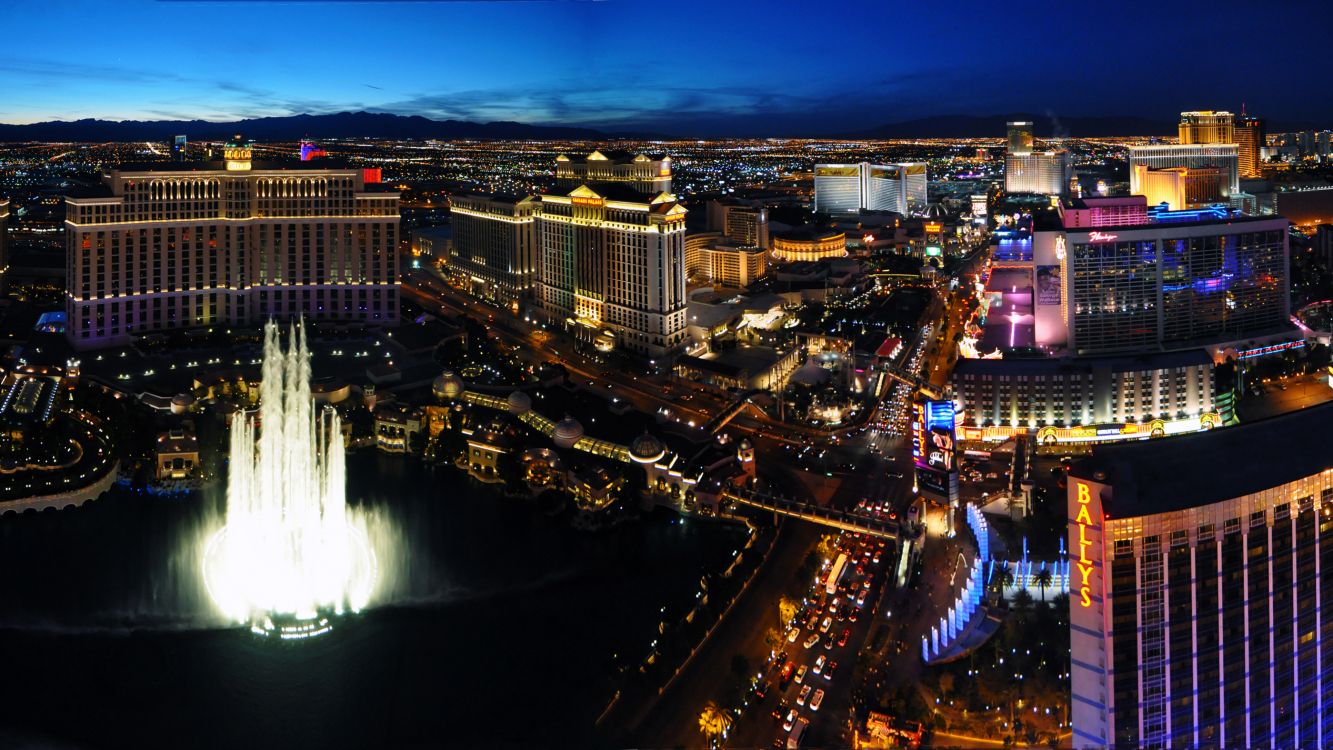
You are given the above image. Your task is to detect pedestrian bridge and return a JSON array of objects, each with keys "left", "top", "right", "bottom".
[
  {"left": 724, "top": 486, "right": 900, "bottom": 540},
  {"left": 700, "top": 389, "right": 768, "bottom": 434}
]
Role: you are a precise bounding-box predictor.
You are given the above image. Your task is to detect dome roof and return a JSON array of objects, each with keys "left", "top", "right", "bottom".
[
  {"left": 629, "top": 432, "right": 666, "bottom": 464},
  {"left": 506, "top": 390, "right": 532, "bottom": 414},
  {"left": 552, "top": 416, "right": 584, "bottom": 449},
  {"left": 432, "top": 371, "right": 465, "bottom": 401}
]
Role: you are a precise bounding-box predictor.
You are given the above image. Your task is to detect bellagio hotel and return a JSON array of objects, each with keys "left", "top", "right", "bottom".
[{"left": 63, "top": 137, "right": 399, "bottom": 348}]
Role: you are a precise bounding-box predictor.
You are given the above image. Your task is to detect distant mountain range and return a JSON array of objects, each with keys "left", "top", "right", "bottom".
[
  {"left": 859, "top": 113, "right": 1176, "bottom": 139},
  {"left": 0, "top": 110, "right": 1322, "bottom": 143},
  {"left": 0, "top": 111, "right": 615, "bottom": 143}
]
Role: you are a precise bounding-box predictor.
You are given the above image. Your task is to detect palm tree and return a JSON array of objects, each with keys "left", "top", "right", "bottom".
[
  {"left": 698, "top": 701, "right": 733, "bottom": 747},
  {"left": 1034, "top": 568, "right": 1053, "bottom": 603}
]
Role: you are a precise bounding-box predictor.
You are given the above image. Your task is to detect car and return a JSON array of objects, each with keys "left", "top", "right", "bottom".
[
  {"left": 754, "top": 679, "right": 770, "bottom": 699},
  {"left": 797, "top": 684, "right": 812, "bottom": 706},
  {"left": 787, "top": 627, "right": 799, "bottom": 643},
  {"left": 824, "top": 661, "right": 838, "bottom": 680},
  {"left": 813, "top": 655, "right": 826, "bottom": 674},
  {"left": 838, "top": 628, "right": 851, "bottom": 647},
  {"left": 782, "top": 708, "right": 797, "bottom": 731},
  {"left": 795, "top": 665, "right": 808, "bottom": 684},
  {"left": 849, "top": 609, "right": 859, "bottom": 623},
  {"left": 820, "top": 617, "right": 832, "bottom": 633},
  {"left": 824, "top": 636, "right": 834, "bottom": 651},
  {"left": 856, "top": 593, "right": 866, "bottom": 607},
  {"left": 806, "top": 614, "right": 820, "bottom": 630},
  {"left": 804, "top": 634, "right": 820, "bottom": 649},
  {"left": 779, "top": 661, "right": 795, "bottom": 686},
  {"left": 810, "top": 689, "right": 825, "bottom": 711}
]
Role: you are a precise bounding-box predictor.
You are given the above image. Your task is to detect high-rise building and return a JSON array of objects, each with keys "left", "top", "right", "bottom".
[
  {"left": 1033, "top": 213, "right": 1290, "bottom": 356},
  {"left": 1316, "top": 224, "right": 1333, "bottom": 268},
  {"left": 554, "top": 150, "right": 671, "bottom": 195},
  {"left": 1128, "top": 144, "right": 1239, "bottom": 197},
  {"left": 171, "top": 135, "right": 187, "bottom": 162},
  {"left": 447, "top": 193, "right": 538, "bottom": 309},
  {"left": 1007, "top": 121, "right": 1034, "bottom": 155},
  {"left": 0, "top": 197, "right": 8, "bottom": 294},
  {"left": 706, "top": 199, "right": 770, "bottom": 249},
  {"left": 63, "top": 137, "right": 400, "bottom": 348},
  {"left": 813, "top": 162, "right": 927, "bottom": 215},
  {"left": 1060, "top": 196, "right": 1149, "bottom": 228},
  {"left": 1132, "top": 165, "right": 1188, "bottom": 210},
  {"left": 1069, "top": 401, "right": 1333, "bottom": 749},
  {"left": 1178, "top": 110, "right": 1234, "bottom": 144},
  {"left": 1235, "top": 114, "right": 1265, "bottom": 177},
  {"left": 1004, "top": 151, "right": 1071, "bottom": 196},
  {"left": 535, "top": 182, "right": 687, "bottom": 358}
]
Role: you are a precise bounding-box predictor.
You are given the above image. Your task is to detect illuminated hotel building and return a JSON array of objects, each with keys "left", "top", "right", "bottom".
[
  {"left": 953, "top": 349, "right": 1216, "bottom": 433},
  {"left": 63, "top": 138, "right": 400, "bottom": 348},
  {"left": 0, "top": 198, "right": 8, "bottom": 293},
  {"left": 1056, "top": 215, "right": 1289, "bottom": 356},
  {"left": 1128, "top": 144, "right": 1239, "bottom": 197},
  {"left": 694, "top": 241, "right": 767, "bottom": 288},
  {"left": 1007, "top": 121, "right": 1034, "bottom": 155},
  {"left": 554, "top": 150, "right": 671, "bottom": 195},
  {"left": 535, "top": 182, "right": 687, "bottom": 358},
  {"left": 1235, "top": 114, "right": 1266, "bottom": 178},
  {"left": 1178, "top": 110, "right": 1234, "bottom": 145},
  {"left": 1069, "top": 401, "right": 1333, "bottom": 749},
  {"left": 1133, "top": 165, "right": 1188, "bottom": 211},
  {"left": 813, "top": 163, "right": 927, "bottom": 215},
  {"left": 770, "top": 227, "right": 847, "bottom": 262},
  {"left": 447, "top": 193, "right": 538, "bottom": 308},
  {"left": 706, "top": 199, "right": 770, "bottom": 249},
  {"left": 1004, "top": 151, "right": 1070, "bottom": 196}
]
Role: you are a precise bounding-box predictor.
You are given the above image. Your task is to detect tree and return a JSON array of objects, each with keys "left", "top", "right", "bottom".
[
  {"left": 778, "top": 596, "right": 799, "bottom": 629},
  {"left": 1034, "top": 568, "right": 1053, "bottom": 603},
  {"left": 1012, "top": 588, "right": 1034, "bottom": 619},
  {"left": 698, "top": 701, "right": 733, "bottom": 746}
]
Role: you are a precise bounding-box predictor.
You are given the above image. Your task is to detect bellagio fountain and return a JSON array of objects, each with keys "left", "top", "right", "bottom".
[{"left": 202, "top": 321, "right": 377, "bottom": 639}]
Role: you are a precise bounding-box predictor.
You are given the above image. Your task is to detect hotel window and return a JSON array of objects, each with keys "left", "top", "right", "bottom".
[{"left": 1250, "top": 510, "right": 1266, "bottom": 528}]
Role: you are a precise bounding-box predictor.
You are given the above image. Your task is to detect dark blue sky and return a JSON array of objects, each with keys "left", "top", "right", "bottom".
[{"left": 2, "top": 0, "right": 1327, "bottom": 136}]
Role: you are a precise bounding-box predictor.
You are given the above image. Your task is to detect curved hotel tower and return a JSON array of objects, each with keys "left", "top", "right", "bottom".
[
  {"left": 63, "top": 137, "right": 400, "bottom": 348},
  {"left": 1070, "top": 401, "right": 1333, "bottom": 748}
]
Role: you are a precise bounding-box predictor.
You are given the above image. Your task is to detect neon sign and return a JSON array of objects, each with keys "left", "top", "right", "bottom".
[
  {"left": 1088, "top": 231, "right": 1118, "bottom": 243},
  {"left": 1074, "top": 482, "right": 1094, "bottom": 608}
]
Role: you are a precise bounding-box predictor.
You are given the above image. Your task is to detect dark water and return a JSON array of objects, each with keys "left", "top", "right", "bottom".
[{"left": 0, "top": 452, "right": 746, "bottom": 749}]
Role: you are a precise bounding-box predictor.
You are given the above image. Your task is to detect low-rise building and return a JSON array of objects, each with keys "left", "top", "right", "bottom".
[
  {"left": 374, "top": 405, "right": 423, "bottom": 453},
  {"left": 155, "top": 429, "right": 199, "bottom": 480}
]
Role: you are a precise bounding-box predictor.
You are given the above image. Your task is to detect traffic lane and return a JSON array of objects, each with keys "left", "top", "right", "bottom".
[
  {"left": 623, "top": 522, "right": 822, "bottom": 749},
  {"left": 770, "top": 538, "right": 892, "bottom": 747}
]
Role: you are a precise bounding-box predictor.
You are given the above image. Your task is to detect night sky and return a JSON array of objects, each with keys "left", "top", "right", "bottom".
[{"left": 2, "top": 0, "right": 1327, "bottom": 136}]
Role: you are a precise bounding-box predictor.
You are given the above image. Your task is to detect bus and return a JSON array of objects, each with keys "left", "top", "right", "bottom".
[
  {"left": 787, "top": 716, "right": 810, "bottom": 749},
  {"left": 825, "top": 553, "right": 848, "bottom": 596}
]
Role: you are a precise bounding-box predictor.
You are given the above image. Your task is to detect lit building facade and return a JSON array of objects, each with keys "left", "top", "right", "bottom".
[
  {"left": 1128, "top": 144, "right": 1239, "bottom": 196},
  {"left": 554, "top": 150, "right": 671, "bottom": 195},
  {"left": 953, "top": 349, "right": 1215, "bottom": 432},
  {"left": 1178, "top": 110, "right": 1234, "bottom": 145},
  {"left": 63, "top": 141, "right": 400, "bottom": 348},
  {"left": 813, "top": 163, "right": 927, "bottom": 215},
  {"left": 0, "top": 198, "right": 8, "bottom": 293},
  {"left": 707, "top": 199, "right": 770, "bottom": 249},
  {"left": 698, "top": 242, "right": 767, "bottom": 288},
  {"left": 1004, "top": 151, "right": 1071, "bottom": 196},
  {"left": 1060, "top": 196, "right": 1148, "bottom": 228},
  {"left": 1133, "top": 165, "right": 1188, "bottom": 210},
  {"left": 535, "top": 183, "right": 688, "bottom": 358},
  {"left": 447, "top": 193, "right": 538, "bottom": 309},
  {"left": 1039, "top": 215, "right": 1290, "bottom": 355},
  {"left": 1235, "top": 115, "right": 1266, "bottom": 178},
  {"left": 1007, "top": 121, "right": 1034, "bottom": 155},
  {"left": 1069, "top": 402, "right": 1333, "bottom": 749},
  {"left": 770, "top": 228, "right": 847, "bottom": 262}
]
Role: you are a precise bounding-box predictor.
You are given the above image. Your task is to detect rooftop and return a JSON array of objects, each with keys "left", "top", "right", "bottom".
[{"left": 1070, "top": 399, "right": 1333, "bottom": 519}]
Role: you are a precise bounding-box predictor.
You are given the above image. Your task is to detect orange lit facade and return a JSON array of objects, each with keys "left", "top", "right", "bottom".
[{"left": 770, "top": 230, "right": 846, "bottom": 262}]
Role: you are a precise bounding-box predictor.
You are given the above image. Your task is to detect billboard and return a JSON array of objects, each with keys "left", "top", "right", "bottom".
[
  {"left": 1036, "top": 264, "right": 1061, "bottom": 306},
  {"left": 913, "top": 399, "right": 958, "bottom": 504}
]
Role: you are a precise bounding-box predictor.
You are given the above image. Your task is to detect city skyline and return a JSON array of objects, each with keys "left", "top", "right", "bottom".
[{"left": 3, "top": 0, "right": 1330, "bottom": 137}]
